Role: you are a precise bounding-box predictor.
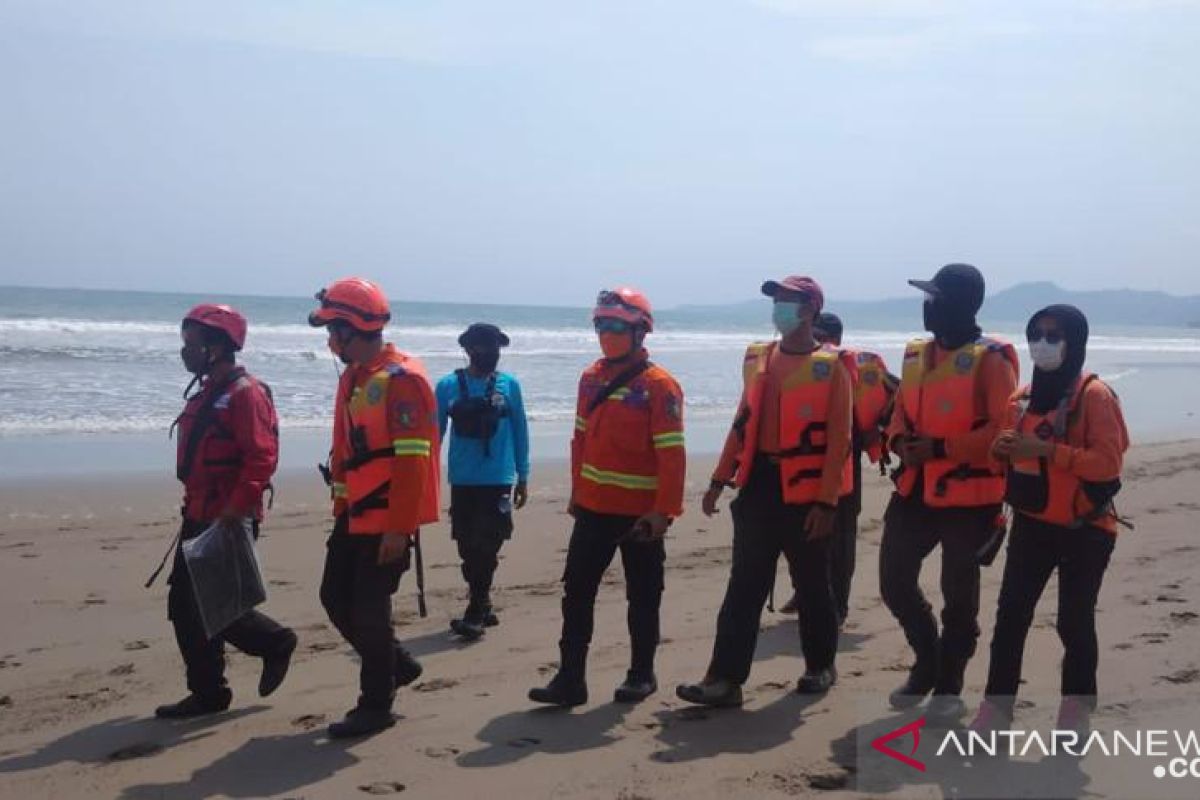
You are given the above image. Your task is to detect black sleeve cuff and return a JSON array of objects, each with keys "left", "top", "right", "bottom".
[{"left": 933, "top": 438, "right": 948, "bottom": 459}]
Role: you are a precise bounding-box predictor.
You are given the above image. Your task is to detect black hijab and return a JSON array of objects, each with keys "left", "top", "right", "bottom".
[{"left": 1027, "top": 304, "right": 1089, "bottom": 413}]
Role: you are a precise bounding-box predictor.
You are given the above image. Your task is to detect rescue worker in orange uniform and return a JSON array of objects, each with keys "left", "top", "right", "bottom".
[
  {"left": 156, "top": 304, "right": 297, "bottom": 719},
  {"left": 677, "top": 276, "right": 853, "bottom": 708},
  {"left": 780, "top": 311, "right": 898, "bottom": 625},
  {"left": 528, "top": 288, "right": 685, "bottom": 707},
  {"left": 308, "top": 278, "right": 440, "bottom": 738},
  {"left": 881, "top": 264, "right": 1019, "bottom": 721},
  {"left": 971, "top": 304, "right": 1129, "bottom": 735}
]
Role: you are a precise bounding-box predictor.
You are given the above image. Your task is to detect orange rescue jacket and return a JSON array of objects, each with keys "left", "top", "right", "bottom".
[
  {"left": 893, "top": 336, "right": 1019, "bottom": 508},
  {"left": 719, "top": 342, "right": 854, "bottom": 506},
  {"left": 571, "top": 351, "right": 686, "bottom": 518},
  {"left": 1004, "top": 373, "right": 1129, "bottom": 534},
  {"left": 849, "top": 349, "right": 895, "bottom": 463},
  {"left": 331, "top": 344, "right": 440, "bottom": 535}
]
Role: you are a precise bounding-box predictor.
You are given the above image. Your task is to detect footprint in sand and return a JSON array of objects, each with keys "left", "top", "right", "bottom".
[
  {"left": 291, "top": 714, "right": 326, "bottom": 730},
  {"left": 108, "top": 741, "right": 163, "bottom": 761},
  {"left": 804, "top": 770, "right": 851, "bottom": 791},
  {"left": 358, "top": 782, "right": 406, "bottom": 794},
  {"left": 536, "top": 662, "right": 557, "bottom": 675},
  {"left": 1, "top": 695, "right": 12, "bottom": 707},
  {"left": 0, "top": 659, "right": 23, "bottom": 670},
  {"left": 123, "top": 640, "right": 150, "bottom": 651},
  {"left": 108, "top": 664, "right": 135, "bottom": 677},
  {"left": 756, "top": 681, "right": 788, "bottom": 691},
  {"left": 413, "top": 678, "right": 459, "bottom": 693},
  {"left": 1160, "top": 669, "right": 1200, "bottom": 685},
  {"left": 268, "top": 579, "right": 295, "bottom": 587},
  {"left": 1171, "top": 611, "right": 1199, "bottom": 624},
  {"left": 422, "top": 746, "right": 460, "bottom": 759},
  {"left": 1156, "top": 595, "right": 1187, "bottom": 604},
  {"left": 309, "top": 641, "right": 340, "bottom": 652}
]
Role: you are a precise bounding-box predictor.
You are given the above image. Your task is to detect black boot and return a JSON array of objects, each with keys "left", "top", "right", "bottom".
[
  {"left": 450, "top": 598, "right": 490, "bottom": 641},
  {"left": 797, "top": 666, "right": 838, "bottom": 695},
  {"left": 614, "top": 671, "right": 657, "bottom": 703},
  {"left": 395, "top": 646, "right": 423, "bottom": 687},
  {"left": 889, "top": 655, "right": 937, "bottom": 710},
  {"left": 155, "top": 689, "right": 232, "bottom": 719},
  {"left": 529, "top": 643, "right": 588, "bottom": 707},
  {"left": 259, "top": 629, "right": 298, "bottom": 698},
  {"left": 327, "top": 705, "right": 396, "bottom": 739}
]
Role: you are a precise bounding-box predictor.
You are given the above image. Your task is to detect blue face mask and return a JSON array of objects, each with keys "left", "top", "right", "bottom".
[{"left": 773, "top": 302, "right": 804, "bottom": 336}]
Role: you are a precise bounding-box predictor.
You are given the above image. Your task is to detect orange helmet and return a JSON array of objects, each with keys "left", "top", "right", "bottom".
[
  {"left": 308, "top": 277, "right": 391, "bottom": 333},
  {"left": 593, "top": 287, "right": 654, "bottom": 332}
]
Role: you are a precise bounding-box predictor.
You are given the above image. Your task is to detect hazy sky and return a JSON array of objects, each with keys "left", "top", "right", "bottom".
[{"left": 1, "top": 0, "right": 1198, "bottom": 306}]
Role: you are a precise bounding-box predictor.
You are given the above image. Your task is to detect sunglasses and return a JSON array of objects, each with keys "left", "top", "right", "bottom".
[
  {"left": 596, "top": 290, "right": 643, "bottom": 315},
  {"left": 1028, "top": 330, "right": 1065, "bottom": 345},
  {"left": 594, "top": 318, "right": 633, "bottom": 334}
]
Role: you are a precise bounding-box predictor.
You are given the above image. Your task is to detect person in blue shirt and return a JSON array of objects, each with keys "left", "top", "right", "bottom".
[{"left": 436, "top": 323, "right": 531, "bottom": 640}]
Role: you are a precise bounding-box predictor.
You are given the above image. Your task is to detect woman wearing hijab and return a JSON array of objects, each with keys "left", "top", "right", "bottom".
[{"left": 972, "top": 304, "right": 1130, "bottom": 733}]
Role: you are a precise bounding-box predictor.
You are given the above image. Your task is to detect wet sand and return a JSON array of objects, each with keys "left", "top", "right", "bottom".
[{"left": 2, "top": 444, "right": 1200, "bottom": 798}]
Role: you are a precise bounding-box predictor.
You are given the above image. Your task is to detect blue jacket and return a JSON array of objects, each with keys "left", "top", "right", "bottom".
[{"left": 436, "top": 370, "right": 531, "bottom": 487}]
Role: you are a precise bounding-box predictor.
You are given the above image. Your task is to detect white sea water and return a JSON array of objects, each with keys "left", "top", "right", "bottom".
[{"left": 2, "top": 286, "right": 1199, "bottom": 478}]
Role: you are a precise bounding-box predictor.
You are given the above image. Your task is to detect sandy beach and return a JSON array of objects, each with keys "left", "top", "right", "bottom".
[{"left": 3, "top": 444, "right": 1200, "bottom": 799}]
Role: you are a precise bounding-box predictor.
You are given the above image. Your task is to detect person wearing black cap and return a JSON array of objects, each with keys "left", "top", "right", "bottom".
[
  {"left": 779, "top": 312, "right": 899, "bottom": 627},
  {"left": 677, "top": 276, "right": 853, "bottom": 707},
  {"left": 880, "top": 264, "right": 1019, "bottom": 721},
  {"left": 435, "top": 323, "right": 531, "bottom": 640}
]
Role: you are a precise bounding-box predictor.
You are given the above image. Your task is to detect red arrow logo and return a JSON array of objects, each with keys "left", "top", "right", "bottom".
[{"left": 871, "top": 717, "right": 927, "bottom": 772}]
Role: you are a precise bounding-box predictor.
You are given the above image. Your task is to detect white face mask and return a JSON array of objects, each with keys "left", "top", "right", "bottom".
[{"left": 1029, "top": 339, "right": 1066, "bottom": 371}]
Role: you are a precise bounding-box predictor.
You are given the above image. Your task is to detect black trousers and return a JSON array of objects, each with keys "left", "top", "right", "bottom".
[
  {"left": 878, "top": 492, "right": 998, "bottom": 693},
  {"left": 708, "top": 458, "right": 838, "bottom": 684},
  {"left": 450, "top": 485, "right": 513, "bottom": 606},
  {"left": 319, "top": 517, "right": 411, "bottom": 711},
  {"left": 788, "top": 443, "right": 862, "bottom": 623},
  {"left": 985, "top": 515, "right": 1114, "bottom": 710},
  {"left": 560, "top": 507, "right": 665, "bottom": 678},
  {"left": 828, "top": 496, "right": 859, "bottom": 624},
  {"left": 167, "top": 520, "right": 293, "bottom": 702}
]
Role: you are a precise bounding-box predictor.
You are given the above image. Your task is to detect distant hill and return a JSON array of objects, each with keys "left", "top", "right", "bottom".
[{"left": 669, "top": 282, "right": 1200, "bottom": 330}]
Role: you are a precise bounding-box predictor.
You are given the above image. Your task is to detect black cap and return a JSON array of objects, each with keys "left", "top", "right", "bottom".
[
  {"left": 458, "top": 323, "right": 510, "bottom": 348},
  {"left": 908, "top": 263, "right": 985, "bottom": 312},
  {"left": 813, "top": 311, "right": 843, "bottom": 342}
]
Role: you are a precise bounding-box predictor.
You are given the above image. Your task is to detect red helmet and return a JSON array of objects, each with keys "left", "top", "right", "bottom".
[
  {"left": 308, "top": 277, "right": 391, "bottom": 333},
  {"left": 593, "top": 287, "right": 654, "bottom": 332},
  {"left": 183, "top": 304, "right": 247, "bottom": 351}
]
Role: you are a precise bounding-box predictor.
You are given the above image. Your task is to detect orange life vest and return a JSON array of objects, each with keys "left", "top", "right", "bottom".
[
  {"left": 1007, "top": 373, "right": 1126, "bottom": 533},
  {"left": 732, "top": 342, "right": 853, "bottom": 504},
  {"left": 849, "top": 349, "right": 895, "bottom": 463},
  {"left": 572, "top": 356, "right": 686, "bottom": 518},
  {"left": 335, "top": 350, "right": 439, "bottom": 535},
  {"left": 895, "top": 336, "right": 1018, "bottom": 508}
]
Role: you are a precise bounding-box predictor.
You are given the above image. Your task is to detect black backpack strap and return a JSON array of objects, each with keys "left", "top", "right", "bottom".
[
  {"left": 348, "top": 480, "right": 391, "bottom": 517},
  {"left": 587, "top": 361, "right": 652, "bottom": 416},
  {"left": 176, "top": 368, "right": 246, "bottom": 483},
  {"left": 456, "top": 368, "right": 469, "bottom": 400}
]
